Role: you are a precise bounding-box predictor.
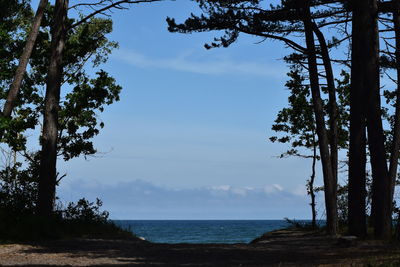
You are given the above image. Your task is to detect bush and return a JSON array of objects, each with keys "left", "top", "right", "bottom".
[
  {"left": 0, "top": 163, "right": 38, "bottom": 218},
  {"left": 0, "top": 154, "right": 134, "bottom": 241},
  {"left": 0, "top": 169, "right": 133, "bottom": 241},
  {"left": 0, "top": 197, "right": 134, "bottom": 241},
  {"left": 61, "top": 198, "right": 109, "bottom": 223}
]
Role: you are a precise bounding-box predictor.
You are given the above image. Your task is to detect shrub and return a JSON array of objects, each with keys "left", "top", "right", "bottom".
[
  {"left": 0, "top": 163, "right": 38, "bottom": 218},
  {"left": 61, "top": 198, "right": 109, "bottom": 223}
]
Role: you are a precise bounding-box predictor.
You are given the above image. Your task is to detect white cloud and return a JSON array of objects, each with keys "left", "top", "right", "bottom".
[
  {"left": 291, "top": 185, "right": 308, "bottom": 196},
  {"left": 57, "top": 179, "right": 311, "bottom": 219},
  {"left": 112, "top": 48, "right": 286, "bottom": 78},
  {"left": 263, "top": 184, "right": 284, "bottom": 194},
  {"left": 273, "top": 184, "right": 283, "bottom": 191},
  {"left": 211, "top": 185, "right": 231, "bottom": 191},
  {"left": 210, "top": 185, "right": 255, "bottom": 196},
  {"left": 231, "top": 187, "right": 247, "bottom": 196}
]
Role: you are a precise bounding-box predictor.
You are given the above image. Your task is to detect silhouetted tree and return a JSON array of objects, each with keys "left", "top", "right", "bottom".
[
  {"left": 378, "top": 0, "right": 400, "bottom": 239},
  {"left": 271, "top": 67, "right": 350, "bottom": 228},
  {"left": 270, "top": 67, "right": 319, "bottom": 227},
  {"left": 37, "top": 0, "right": 69, "bottom": 217},
  {"left": 348, "top": 0, "right": 399, "bottom": 239}
]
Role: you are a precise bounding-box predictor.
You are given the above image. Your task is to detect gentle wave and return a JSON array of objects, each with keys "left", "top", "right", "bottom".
[{"left": 113, "top": 220, "right": 295, "bottom": 244}]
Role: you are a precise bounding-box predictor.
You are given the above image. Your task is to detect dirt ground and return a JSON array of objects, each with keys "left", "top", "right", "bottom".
[{"left": 0, "top": 228, "right": 399, "bottom": 266}]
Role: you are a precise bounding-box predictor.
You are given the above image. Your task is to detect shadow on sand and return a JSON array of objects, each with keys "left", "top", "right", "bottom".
[{"left": 9, "top": 229, "right": 400, "bottom": 266}]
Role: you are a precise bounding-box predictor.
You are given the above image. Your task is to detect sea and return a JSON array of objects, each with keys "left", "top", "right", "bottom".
[{"left": 113, "top": 220, "right": 296, "bottom": 244}]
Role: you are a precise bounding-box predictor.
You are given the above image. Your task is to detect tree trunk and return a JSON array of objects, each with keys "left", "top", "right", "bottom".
[
  {"left": 389, "top": 0, "right": 400, "bottom": 222},
  {"left": 309, "top": 133, "right": 317, "bottom": 228},
  {"left": 301, "top": 1, "right": 338, "bottom": 236},
  {"left": 1, "top": 0, "right": 48, "bottom": 119},
  {"left": 362, "top": 0, "right": 392, "bottom": 240},
  {"left": 348, "top": 0, "right": 368, "bottom": 237},
  {"left": 37, "top": 0, "right": 69, "bottom": 217},
  {"left": 312, "top": 23, "right": 338, "bottom": 190}
]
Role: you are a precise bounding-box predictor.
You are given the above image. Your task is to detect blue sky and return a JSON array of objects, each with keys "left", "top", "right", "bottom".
[{"left": 38, "top": 0, "right": 328, "bottom": 219}]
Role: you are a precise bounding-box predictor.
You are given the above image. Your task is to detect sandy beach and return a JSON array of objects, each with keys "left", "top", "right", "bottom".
[{"left": 0, "top": 229, "right": 399, "bottom": 266}]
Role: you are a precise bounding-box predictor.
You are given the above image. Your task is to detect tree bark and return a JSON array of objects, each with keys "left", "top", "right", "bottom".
[
  {"left": 363, "top": 0, "right": 392, "bottom": 240},
  {"left": 389, "top": 0, "right": 400, "bottom": 222},
  {"left": 37, "top": 0, "right": 69, "bottom": 217},
  {"left": 348, "top": 0, "right": 368, "bottom": 237},
  {"left": 301, "top": 1, "right": 338, "bottom": 236},
  {"left": 1, "top": 0, "right": 48, "bottom": 119},
  {"left": 312, "top": 23, "right": 338, "bottom": 189}
]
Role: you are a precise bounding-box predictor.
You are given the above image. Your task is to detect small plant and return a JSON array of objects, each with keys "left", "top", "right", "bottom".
[{"left": 284, "top": 217, "right": 317, "bottom": 230}]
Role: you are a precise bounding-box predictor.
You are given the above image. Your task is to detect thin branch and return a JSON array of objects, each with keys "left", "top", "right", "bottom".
[
  {"left": 235, "top": 26, "right": 307, "bottom": 53},
  {"left": 70, "top": 0, "right": 163, "bottom": 29},
  {"left": 69, "top": 0, "right": 110, "bottom": 10}
]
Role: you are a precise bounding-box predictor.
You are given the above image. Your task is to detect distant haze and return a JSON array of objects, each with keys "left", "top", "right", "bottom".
[{"left": 58, "top": 179, "right": 324, "bottom": 220}]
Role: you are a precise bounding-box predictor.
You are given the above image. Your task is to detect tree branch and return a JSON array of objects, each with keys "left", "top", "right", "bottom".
[{"left": 70, "top": 0, "right": 163, "bottom": 29}]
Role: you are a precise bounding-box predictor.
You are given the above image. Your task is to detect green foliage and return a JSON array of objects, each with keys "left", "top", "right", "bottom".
[
  {"left": 62, "top": 198, "right": 109, "bottom": 224},
  {"left": 336, "top": 184, "right": 348, "bottom": 224},
  {"left": 0, "top": 161, "right": 128, "bottom": 241},
  {"left": 270, "top": 68, "right": 350, "bottom": 156},
  {"left": 270, "top": 67, "right": 316, "bottom": 154},
  {"left": 0, "top": 0, "right": 32, "bottom": 85},
  {"left": 1, "top": 4, "right": 121, "bottom": 160},
  {"left": 0, "top": 198, "right": 133, "bottom": 241},
  {"left": 0, "top": 1, "right": 38, "bottom": 151},
  {"left": 64, "top": 17, "right": 118, "bottom": 71},
  {"left": 0, "top": 155, "right": 129, "bottom": 240},
  {"left": 0, "top": 150, "right": 39, "bottom": 222},
  {"left": 0, "top": 1, "right": 125, "bottom": 241},
  {"left": 57, "top": 17, "right": 121, "bottom": 160},
  {"left": 335, "top": 70, "right": 350, "bottom": 149},
  {"left": 0, "top": 159, "right": 39, "bottom": 218},
  {"left": 59, "top": 70, "right": 121, "bottom": 160},
  {"left": 167, "top": 0, "right": 343, "bottom": 51}
]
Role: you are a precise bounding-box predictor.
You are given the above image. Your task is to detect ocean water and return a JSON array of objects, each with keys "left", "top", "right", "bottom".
[{"left": 113, "top": 220, "right": 293, "bottom": 244}]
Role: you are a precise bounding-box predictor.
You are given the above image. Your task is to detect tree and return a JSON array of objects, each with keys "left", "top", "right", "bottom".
[
  {"left": 270, "top": 67, "right": 319, "bottom": 227},
  {"left": 347, "top": 0, "right": 371, "bottom": 238},
  {"left": 347, "top": 0, "right": 397, "bottom": 239},
  {"left": 388, "top": 0, "right": 400, "bottom": 224},
  {"left": 1, "top": 0, "right": 162, "bottom": 127},
  {"left": 271, "top": 67, "right": 350, "bottom": 228},
  {"left": 37, "top": 0, "right": 69, "bottom": 217},
  {"left": 0, "top": 2, "right": 122, "bottom": 217},
  {"left": 300, "top": 0, "right": 338, "bottom": 234},
  {"left": 0, "top": 3, "right": 121, "bottom": 228},
  {"left": 0, "top": 1, "right": 42, "bottom": 151},
  {"left": 36, "top": 0, "right": 162, "bottom": 217},
  {"left": 1, "top": 0, "right": 48, "bottom": 126},
  {"left": 378, "top": 0, "right": 400, "bottom": 238}
]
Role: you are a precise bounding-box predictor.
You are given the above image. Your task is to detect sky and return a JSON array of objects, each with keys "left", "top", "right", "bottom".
[{"left": 32, "top": 0, "right": 330, "bottom": 219}]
